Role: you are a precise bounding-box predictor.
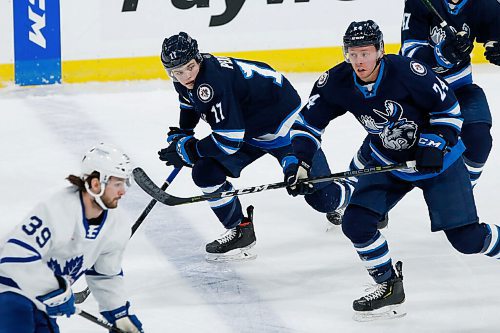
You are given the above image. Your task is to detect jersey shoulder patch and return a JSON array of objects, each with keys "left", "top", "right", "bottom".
[
  {"left": 410, "top": 60, "right": 427, "bottom": 76},
  {"left": 317, "top": 71, "right": 329, "bottom": 87}
]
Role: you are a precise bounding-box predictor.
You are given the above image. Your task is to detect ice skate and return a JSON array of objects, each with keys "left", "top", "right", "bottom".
[
  {"left": 325, "top": 208, "right": 344, "bottom": 231},
  {"left": 206, "top": 206, "right": 256, "bottom": 262},
  {"left": 352, "top": 261, "right": 406, "bottom": 322},
  {"left": 326, "top": 210, "right": 389, "bottom": 231}
]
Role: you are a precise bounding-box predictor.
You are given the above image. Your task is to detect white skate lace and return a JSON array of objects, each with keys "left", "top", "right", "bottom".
[
  {"left": 361, "top": 282, "right": 388, "bottom": 301},
  {"left": 217, "top": 228, "right": 237, "bottom": 244}
]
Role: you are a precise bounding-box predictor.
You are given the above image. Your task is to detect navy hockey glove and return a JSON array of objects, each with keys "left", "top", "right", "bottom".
[
  {"left": 158, "top": 127, "right": 199, "bottom": 168},
  {"left": 282, "top": 155, "right": 314, "bottom": 196},
  {"left": 36, "top": 276, "right": 75, "bottom": 318},
  {"left": 435, "top": 31, "right": 473, "bottom": 68},
  {"left": 485, "top": 41, "right": 500, "bottom": 66},
  {"left": 158, "top": 136, "right": 200, "bottom": 168},
  {"left": 166, "top": 126, "right": 194, "bottom": 144},
  {"left": 101, "top": 302, "right": 144, "bottom": 333},
  {"left": 415, "top": 133, "right": 447, "bottom": 174}
]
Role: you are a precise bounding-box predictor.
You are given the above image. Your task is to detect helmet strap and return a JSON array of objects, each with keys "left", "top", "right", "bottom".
[{"left": 84, "top": 181, "right": 108, "bottom": 210}]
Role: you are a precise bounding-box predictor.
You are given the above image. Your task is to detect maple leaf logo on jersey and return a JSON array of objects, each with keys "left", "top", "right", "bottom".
[
  {"left": 360, "top": 100, "right": 418, "bottom": 151},
  {"left": 47, "top": 256, "right": 84, "bottom": 284}
]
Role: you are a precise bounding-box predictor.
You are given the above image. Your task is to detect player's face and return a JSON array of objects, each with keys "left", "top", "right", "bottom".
[
  {"left": 347, "top": 45, "right": 380, "bottom": 82},
  {"left": 170, "top": 59, "right": 200, "bottom": 89},
  {"left": 101, "top": 176, "right": 128, "bottom": 209}
]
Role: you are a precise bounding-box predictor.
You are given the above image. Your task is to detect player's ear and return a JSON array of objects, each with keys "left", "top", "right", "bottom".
[{"left": 89, "top": 177, "right": 102, "bottom": 194}]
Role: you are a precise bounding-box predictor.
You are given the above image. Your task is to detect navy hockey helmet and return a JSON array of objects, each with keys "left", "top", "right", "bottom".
[
  {"left": 161, "top": 32, "right": 202, "bottom": 71},
  {"left": 343, "top": 20, "right": 384, "bottom": 55}
]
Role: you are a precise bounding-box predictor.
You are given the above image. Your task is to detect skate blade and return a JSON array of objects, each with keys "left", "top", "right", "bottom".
[
  {"left": 205, "top": 243, "right": 257, "bottom": 263},
  {"left": 352, "top": 304, "right": 406, "bottom": 322}
]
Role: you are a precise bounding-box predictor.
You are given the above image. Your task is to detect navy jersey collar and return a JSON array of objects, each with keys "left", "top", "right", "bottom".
[
  {"left": 442, "top": 0, "right": 469, "bottom": 15},
  {"left": 353, "top": 59, "right": 385, "bottom": 99}
]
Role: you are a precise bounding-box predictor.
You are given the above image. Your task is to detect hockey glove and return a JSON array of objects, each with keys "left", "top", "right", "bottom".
[
  {"left": 435, "top": 31, "right": 473, "bottom": 68},
  {"left": 158, "top": 136, "right": 200, "bottom": 168},
  {"left": 101, "top": 302, "right": 144, "bottom": 333},
  {"left": 36, "top": 275, "right": 75, "bottom": 318},
  {"left": 485, "top": 41, "right": 500, "bottom": 66},
  {"left": 166, "top": 126, "right": 194, "bottom": 144},
  {"left": 282, "top": 155, "right": 314, "bottom": 196},
  {"left": 415, "top": 133, "right": 447, "bottom": 174}
]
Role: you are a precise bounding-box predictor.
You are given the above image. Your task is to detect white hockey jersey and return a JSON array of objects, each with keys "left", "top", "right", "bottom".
[{"left": 0, "top": 187, "right": 132, "bottom": 313}]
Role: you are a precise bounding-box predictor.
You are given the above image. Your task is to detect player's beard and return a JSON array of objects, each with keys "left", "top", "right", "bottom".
[{"left": 101, "top": 196, "right": 120, "bottom": 209}]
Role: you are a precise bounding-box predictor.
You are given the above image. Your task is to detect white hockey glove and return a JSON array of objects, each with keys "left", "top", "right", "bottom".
[
  {"left": 36, "top": 275, "right": 76, "bottom": 317},
  {"left": 101, "top": 301, "right": 144, "bottom": 333}
]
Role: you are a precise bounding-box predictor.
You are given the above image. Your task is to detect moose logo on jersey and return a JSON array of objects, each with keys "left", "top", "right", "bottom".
[
  {"left": 360, "top": 100, "right": 418, "bottom": 150},
  {"left": 47, "top": 255, "right": 84, "bottom": 284},
  {"left": 430, "top": 23, "right": 470, "bottom": 46}
]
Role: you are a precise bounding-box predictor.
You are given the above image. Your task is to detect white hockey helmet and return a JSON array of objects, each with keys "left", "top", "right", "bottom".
[{"left": 81, "top": 143, "right": 133, "bottom": 186}]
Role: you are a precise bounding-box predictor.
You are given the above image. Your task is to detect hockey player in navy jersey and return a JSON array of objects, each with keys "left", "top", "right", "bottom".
[
  {"left": 0, "top": 143, "right": 144, "bottom": 333},
  {"left": 287, "top": 20, "right": 500, "bottom": 321},
  {"left": 327, "top": 0, "right": 499, "bottom": 228},
  {"left": 400, "top": 0, "right": 499, "bottom": 186},
  {"left": 157, "top": 32, "right": 350, "bottom": 261}
]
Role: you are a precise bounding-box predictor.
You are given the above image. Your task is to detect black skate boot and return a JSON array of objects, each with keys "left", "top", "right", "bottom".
[
  {"left": 377, "top": 213, "right": 389, "bottom": 229},
  {"left": 326, "top": 211, "right": 389, "bottom": 229},
  {"left": 326, "top": 208, "right": 345, "bottom": 226},
  {"left": 205, "top": 206, "right": 257, "bottom": 262},
  {"left": 353, "top": 261, "right": 406, "bottom": 321}
]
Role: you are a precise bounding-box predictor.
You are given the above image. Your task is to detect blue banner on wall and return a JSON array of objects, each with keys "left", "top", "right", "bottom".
[{"left": 13, "top": 0, "right": 61, "bottom": 85}]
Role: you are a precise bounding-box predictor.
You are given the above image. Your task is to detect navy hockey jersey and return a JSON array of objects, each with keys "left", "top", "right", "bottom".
[
  {"left": 291, "top": 55, "right": 465, "bottom": 181},
  {"left": 173, "top": 54, "right": 302, "bottom": 158},
  {"left": 401, "top": 0, "right": 499, "bottom": 89}
]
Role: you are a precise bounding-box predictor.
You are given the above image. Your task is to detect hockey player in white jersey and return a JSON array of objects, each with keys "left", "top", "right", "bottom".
[{"left": 0, "top": 143, "right": 144, "bottom": 333}]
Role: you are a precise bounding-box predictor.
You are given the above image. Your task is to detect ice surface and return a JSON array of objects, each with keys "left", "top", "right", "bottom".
[{"left": 1, "top": 66, "right": 499, "bottom": 332}]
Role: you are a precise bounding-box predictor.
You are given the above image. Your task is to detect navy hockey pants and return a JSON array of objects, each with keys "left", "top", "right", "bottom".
[
  {"left": 0, "top": 292, "right": 59, "bottom": 333},
  {"left": 345, "top": 157, "right": 478, "bottom": 235}
]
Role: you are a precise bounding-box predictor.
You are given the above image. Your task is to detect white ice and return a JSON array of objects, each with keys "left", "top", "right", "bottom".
[{"left": 1, "top": 66, "right": 499, "bottom": 333}]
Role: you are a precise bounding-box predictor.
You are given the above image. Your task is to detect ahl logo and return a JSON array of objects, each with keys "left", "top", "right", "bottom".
[
  {"left": 28, "top": 0, "right": 46, "bottom": 48},
  {"left": 197, "top": 84, "right": 214, "bottom": 103}
]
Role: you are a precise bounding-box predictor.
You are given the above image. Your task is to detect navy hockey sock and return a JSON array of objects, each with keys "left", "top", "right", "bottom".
[
  {"left": 481, "top": 224, "right": 500, "bottom": 259},
  {"left": 461, "top": 123, "right": 492, "bottom": 186},
  {"left": 200, "top": 181, "right": 244, "bottom": 229},
  {"left": 353, "top": 231, "right": 394, "bottom": 284}
]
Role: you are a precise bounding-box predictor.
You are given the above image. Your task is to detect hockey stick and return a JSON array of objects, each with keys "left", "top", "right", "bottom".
[
  {"left": 133, "top": 161, "right": 416, "bottom": 206},
  {"left": 77, "top": 308, "right": 126, "bottom": 333},
  {"left": 74, "top": 167, "right": 182, "bottom": 304},
  {"left": 418, "top": 0, "right": 455, "bottom": 36}
]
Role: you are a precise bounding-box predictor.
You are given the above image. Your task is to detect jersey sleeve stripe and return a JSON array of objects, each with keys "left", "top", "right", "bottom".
[
  {"left": 429, "top": 117, "right": 463, "bottom": 131},
  {"left": 210, "top": 135, "right": 240, "bottom": 155},
  {"left": 213, "top": 129, "right": 245, "bottom": 141},
  {"left": 6, "top": 239, "right": 42, "bottom": 257},
  {"left": 430, "top": 102, "right": 461, "bottom": 116},
  {"left": 180, "top": 102, "right": 194, "bottom": 110},
  {"left": 0, "top": 255, "right": 41, "bottom": 264},
  {"left": 401, "top": 39, "right": 428, "bottom": 56}
]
